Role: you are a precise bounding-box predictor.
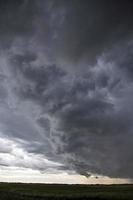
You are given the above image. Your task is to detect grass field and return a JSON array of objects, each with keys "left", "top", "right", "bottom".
[{"left": 0, "top": 183, "right": 133, "bottom": 200}]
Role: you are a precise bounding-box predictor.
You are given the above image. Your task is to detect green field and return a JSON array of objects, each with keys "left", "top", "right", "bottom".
[{"left": 0, "top": 183, "right": 133, "bottom": 200}]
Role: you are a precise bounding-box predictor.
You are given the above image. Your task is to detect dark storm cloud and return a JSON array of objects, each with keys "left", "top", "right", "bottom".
[
  {"left": 1, "top": 0, "right": 133, "bottom": 64},
  {"left": 33, "top": 0, "right": 133, "bottom": 65},
  {"left": 6, "top": 50, "right": 133, "bottom": 178},
  {"left": 65, "top": 0, "right": 133, "bottom": 63},
  {"left": 0, "top": 0, "right": 133, "bottom": 179},
  {"left": 0, "top": 0, "right": 37, "bottom": 48}
]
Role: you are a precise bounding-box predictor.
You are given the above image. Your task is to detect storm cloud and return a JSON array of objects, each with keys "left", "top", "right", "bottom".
[{"left": 0, "top": 0, "right": 133, "bottom": 180}]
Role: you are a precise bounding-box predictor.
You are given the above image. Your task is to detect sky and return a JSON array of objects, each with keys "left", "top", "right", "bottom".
[{"left": 0, "top": 0, "right": 133, "bottom": 184}]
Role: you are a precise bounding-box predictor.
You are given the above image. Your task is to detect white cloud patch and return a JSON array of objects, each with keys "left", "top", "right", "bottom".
[{"left": 0, "top": 133, "right": 62, "bottom": 172}]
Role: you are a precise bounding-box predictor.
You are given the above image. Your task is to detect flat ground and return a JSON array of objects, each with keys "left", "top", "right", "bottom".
[{"left": 0, "top": 183, "right": 133, "bottom": 200}]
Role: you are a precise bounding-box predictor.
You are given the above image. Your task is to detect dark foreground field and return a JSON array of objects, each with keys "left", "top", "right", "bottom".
[{"left": 0, "top": 183, "right": 133, "bottom": 200}]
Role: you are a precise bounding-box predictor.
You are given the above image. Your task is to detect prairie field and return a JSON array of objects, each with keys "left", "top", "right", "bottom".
[{"left": 0, "top": 183, "right": 133, "bottom": 200}]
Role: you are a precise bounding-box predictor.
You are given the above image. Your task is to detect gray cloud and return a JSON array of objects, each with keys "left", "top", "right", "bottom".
[{"left": 0, "top": 0, "right": 133, "bottom": 179}]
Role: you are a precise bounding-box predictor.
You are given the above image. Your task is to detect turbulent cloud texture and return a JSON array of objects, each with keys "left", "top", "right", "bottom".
[{"left": 0, "top": 0, "right": 133, "bottom": 179}]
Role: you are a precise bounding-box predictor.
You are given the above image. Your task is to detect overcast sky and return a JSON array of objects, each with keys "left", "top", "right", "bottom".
[{"left": 0, "top": 0, "right": 133, "bottom": 184}]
